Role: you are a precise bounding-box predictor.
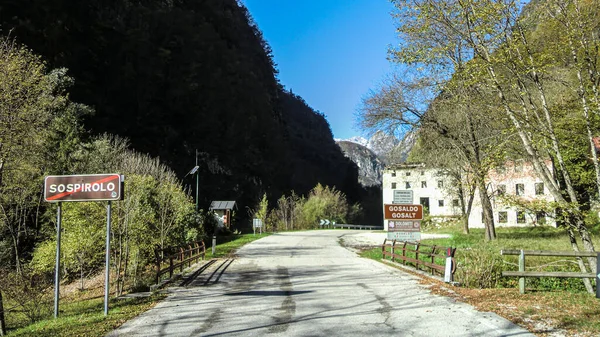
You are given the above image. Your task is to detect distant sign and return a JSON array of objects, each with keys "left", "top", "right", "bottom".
[
  {"left": 388, "top": 220, "right": 420, "bottom": 232},
  {"left": 393, "top": 190, "right": 413, "bottom": 204},
  {"left": 44, "top": 174, "right": 123, "bottom": 202},
  {"left": 387, "top": 231, "right": 421, "bottom": 241},
  {"left": 383, "top": 204, "right": 423, "bottom": 220},
  {"left": 253, "top": 219, "right": 263, "bottom": 228}
]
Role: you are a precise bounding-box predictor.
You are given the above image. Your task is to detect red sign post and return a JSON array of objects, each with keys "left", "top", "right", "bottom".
[
  {"left": 44, "top": 174, "right": 122, "bottom": 202},
  {"left": 44, "top": 173, "right": 123, "bottom": 318}
]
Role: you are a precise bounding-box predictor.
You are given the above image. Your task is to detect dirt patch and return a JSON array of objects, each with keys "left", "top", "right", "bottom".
[
  {"left": 416, "top": 276, "right": 598, "bottom": 337},
  {"left": 61, "top": 272, "right": 109, "bottom": 301}
]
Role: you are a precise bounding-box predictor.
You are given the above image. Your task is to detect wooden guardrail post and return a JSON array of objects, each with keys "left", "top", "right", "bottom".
[
  {"left": 519, "top": 249, "right": 525, "bottom": 294},
  {"left": 402, "top": 242, "right": 407, "bottom": 265},
  {"left": 415, "top": 242, "right": 420, "bottom": 270},
  {"left": 392, "top": 240, "right": 396, "bottom": 263},
  {"left": 179, "top": 247, "right": 184, "bottom": 272},
  {"left": 430, "top": 245, "right": 437, "bottom": 275}
]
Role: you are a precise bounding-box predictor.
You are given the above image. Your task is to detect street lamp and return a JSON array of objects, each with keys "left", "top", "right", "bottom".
[{"left": 185, "top": 149, "right": 200, "bottom": 212}]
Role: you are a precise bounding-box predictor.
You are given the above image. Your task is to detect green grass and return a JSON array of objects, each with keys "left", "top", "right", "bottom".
[
  {"left": 206, "top": 232, "right": 270, "bottom": 258},
  {"left": 6, "top": 233, "right": 270, "bottom": 336},
  {"left": 8, "top": 294, "right": 166, "bottom": 337}
]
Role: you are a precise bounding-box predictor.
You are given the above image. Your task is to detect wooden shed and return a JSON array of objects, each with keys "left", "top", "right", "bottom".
[{"left": 209, "top": 200, "right": 237, "bottom": 228}]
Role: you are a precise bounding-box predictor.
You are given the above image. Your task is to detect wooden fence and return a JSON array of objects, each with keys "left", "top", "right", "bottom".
[
  {"left": 500, "top": 249, "right": 600, "bottom": 298},
  {"left": 155, "top": 241, "right": 206, "bottom": 284},
  {"left": 381, "top": 239, "right": 456, "bottom": 281}
]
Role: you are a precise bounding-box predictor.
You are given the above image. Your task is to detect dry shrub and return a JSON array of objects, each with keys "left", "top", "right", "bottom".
[
  {"left": 0, "top": 269, "right": 53, "bottom": 323},
  {"left": 455, "top": 244, "right": 504, "bottom": 289}
]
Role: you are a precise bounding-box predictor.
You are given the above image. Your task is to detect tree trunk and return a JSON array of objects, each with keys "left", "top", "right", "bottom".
[
  {"left": 477, "top": 177, "right": 496, "bottom": 241},
  {"left": 565, "top": 226, "right": 594, "bottom": 293},
  {"left": 0, "top": 290, "right": 6, "bottom": 336}
]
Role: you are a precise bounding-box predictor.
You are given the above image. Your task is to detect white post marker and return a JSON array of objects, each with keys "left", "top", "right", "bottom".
[
  {"left": 596, "top": 252, "right": 600, "bottom": 299},
  {"left": 444, "top": 247, "right": 453, "bottom": 283},
  {"left": 53, "top": 202, "right": 62, "bottom": 318}
]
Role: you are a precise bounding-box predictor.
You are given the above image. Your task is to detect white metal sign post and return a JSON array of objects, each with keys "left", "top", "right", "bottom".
[
  {"left": 53, "top": 203, "right": 62, "bottom": 318},
  {"left": 104, "top": 201, "right": 112, "bottom": 316},
  {"left": 253, "top": 219, "right": 263, "bottom": 235},
  {"left": 44, "top": 174, "right": 123, "bottom": 318}
]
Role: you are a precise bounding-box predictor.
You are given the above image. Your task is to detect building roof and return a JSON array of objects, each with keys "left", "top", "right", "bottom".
[
  {"left": 209, "top": 200, "right": 237, "bottom": 210},
  {"left": 385, "top": 163, "right": 425, "bottom": 170}
]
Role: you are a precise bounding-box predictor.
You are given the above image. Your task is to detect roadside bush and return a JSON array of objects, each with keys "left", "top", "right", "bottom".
[
  {"left": 455, "top": 243, "right": 504, "bottom": 288},
  {"left": 0, "top": 269, "right": 52, "bottom": 324}
]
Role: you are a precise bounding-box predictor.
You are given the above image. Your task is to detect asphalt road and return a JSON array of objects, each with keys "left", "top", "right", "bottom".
[{"left": 107, "top": 230, "right": 534, "bottom": 337}]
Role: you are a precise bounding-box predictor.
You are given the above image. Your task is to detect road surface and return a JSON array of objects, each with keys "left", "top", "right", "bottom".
[{"left": 108, "top": 230, "right": 533, "bottom": 337}]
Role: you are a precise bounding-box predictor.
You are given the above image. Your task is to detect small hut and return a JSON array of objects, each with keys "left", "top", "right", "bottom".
[{"left": 209, "top": 201, "right": 237, "bottom": 229}]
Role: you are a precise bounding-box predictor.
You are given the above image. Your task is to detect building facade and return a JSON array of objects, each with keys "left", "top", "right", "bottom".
[{"left": 382, "top": 161, "right": 556, "bottom": 229}]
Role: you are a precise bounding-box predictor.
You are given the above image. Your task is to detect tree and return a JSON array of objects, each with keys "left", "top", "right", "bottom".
[
  {"left": 358, "top": 56, "right": 506, "bottom": 240},
  {"left": 0, "top": 37, "right": 88, "bottom": 272},
  {"left": 300, "top": 184, "right": 349, "bottom": 228},
  {"left": 386, "top": 0, "right": 597, "bottom": 291}
]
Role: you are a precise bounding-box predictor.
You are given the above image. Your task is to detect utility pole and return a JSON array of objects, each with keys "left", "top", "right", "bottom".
[
  {"left": 186, "top": 150, "right": 200, "bottom": 213},
  {"left": 195, "top": 149, "right": 199, "bottom": 212}
]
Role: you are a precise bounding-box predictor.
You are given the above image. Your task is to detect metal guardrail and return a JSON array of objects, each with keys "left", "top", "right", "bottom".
[
  {"left": 500, "top": 249, "right": 600, "bottom": 298},
  {"left": 382, "top": 239, "right": 456, "bottom": 281},
  {"left": 155, "top": 241, "right": 206, "bottom": 284},
  {"left": 318, "top": 223, "right": 383, "bottom": 230}
]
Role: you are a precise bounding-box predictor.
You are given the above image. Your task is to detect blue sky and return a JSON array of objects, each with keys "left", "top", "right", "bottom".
[{"left": 242, "top": 0, "right": 398, "bottom": 140}]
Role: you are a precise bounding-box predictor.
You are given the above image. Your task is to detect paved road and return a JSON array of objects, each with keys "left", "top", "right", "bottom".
[{"left": 108, "top": 231, "right": 534, "bottom": 337}]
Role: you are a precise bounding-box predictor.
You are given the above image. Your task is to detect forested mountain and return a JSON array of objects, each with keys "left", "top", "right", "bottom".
[{"left": 0, "top": 0, "right": 362, "bottom": 210}]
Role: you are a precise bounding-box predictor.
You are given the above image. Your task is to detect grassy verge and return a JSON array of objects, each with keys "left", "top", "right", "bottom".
[
  {"left": 6, "top": 233, "right": 270, "bottom": 336},
  {"left": 8, "top": 294, "right": 166, "bottom": 337},
  {"left": 206, "top": 232, "right": 270, "bottom": 258},
  {"left": 361, "top": 225, "right": 600, "bottom": 336}
]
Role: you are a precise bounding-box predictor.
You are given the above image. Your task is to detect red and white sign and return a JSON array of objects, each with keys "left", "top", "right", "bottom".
[
  {"left": 44, "top": 174, "right": 123, "bottom": 202},
  {"left": 383, "top": 204, "right": 423, "bottom": 220},
  {"left": 388, "top": 220, "right": 421, "bottom": 232}
]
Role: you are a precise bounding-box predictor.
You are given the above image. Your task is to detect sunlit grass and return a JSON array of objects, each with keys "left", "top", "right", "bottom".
[{"left": 7, "top": 233, "right": 270, "bottom": 336}]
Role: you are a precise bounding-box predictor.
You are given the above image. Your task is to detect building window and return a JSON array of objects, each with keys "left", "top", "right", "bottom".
[
  {"left": 406, "top": 172, "right": 411, "bottom": 176},
  {"left": 421, "top": 171, "right": 425, "bottom": 175},
  {"left": 536, "top": 211, "right": 547, "bottom": 225},
  {"left": 535, "top": 182, "right": 544, "bottom": 195},
  {"left": 438, "top": 200, "right": 444, "bottom": 207},
  {"left": 516, "top": 183, "right": 524, "bottom": 196},
  {"left": 405, "top": 182, "right": 411, "bottom": 189},
  {"left": 391, "top": 171, "right": 396, "bottom": 177},
  {"left": 497, "top": 184, "right": 506, "bottom": 195},
  {"left": 516, "top": 211, "right": 526, "bottom": 223},
  {"left": 391, "top": 182, "right": 396, "bottom": 189},
  {"left": 421, "top": 181, "right": 427, "bottom": 188},
  {"left": 452, "top": 199, "right": 459, "bottom": 207},
  {"left": 437, "top": 180, "right": 444, "bottom": 188},
  {"left": 498, "top": 211, "right": 508, "bottom": 223}
]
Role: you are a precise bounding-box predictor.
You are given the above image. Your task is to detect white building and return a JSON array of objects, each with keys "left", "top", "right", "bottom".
[
  {"left": 382, "top": 160, "right": 556, "bottom": 229},
  {"left": 468, "top": 160, "right": 556, "bottom": 228}
]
